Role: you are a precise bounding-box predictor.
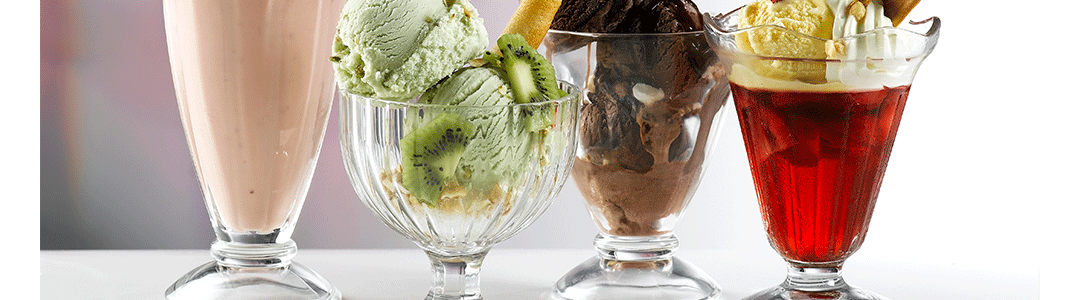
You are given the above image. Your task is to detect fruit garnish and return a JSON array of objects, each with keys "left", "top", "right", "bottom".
[
  {"left": 401, "top": 112, "right": 476, "bottom": 206},
  {"left": 477, "top": 34, "right": 566, "bottom": 132}
]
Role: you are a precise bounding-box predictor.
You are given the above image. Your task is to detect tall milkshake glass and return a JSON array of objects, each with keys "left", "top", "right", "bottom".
[
  {"left": 163, "top": 1, "right": 344, "bottom": 299},
  {"left": 705, "top": 7, "right": 940, "bottom": 300}
]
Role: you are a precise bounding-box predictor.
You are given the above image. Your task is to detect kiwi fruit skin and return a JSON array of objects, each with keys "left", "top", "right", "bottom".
[{"left": 400, "top": 112, "right": 476, "bottom": 206}]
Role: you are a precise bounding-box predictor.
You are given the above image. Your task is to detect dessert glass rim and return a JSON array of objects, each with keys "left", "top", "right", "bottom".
[
  {"left": 704, "top": 6, "right": 941, "bottom": 62},
  {"left": 339, "top": 80, "right": 581, "bottom": 109},
  {"left": 546, "top": 29, "right": 708, "bottom": 38}
]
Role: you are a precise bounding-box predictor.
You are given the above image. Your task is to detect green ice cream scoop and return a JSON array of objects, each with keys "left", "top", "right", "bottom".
[
  {"left": 332, "top": 0, "right": 488, "bottom": 101},
  {"left": 420, "top": 67, "right": 532, "bottom": 191}
]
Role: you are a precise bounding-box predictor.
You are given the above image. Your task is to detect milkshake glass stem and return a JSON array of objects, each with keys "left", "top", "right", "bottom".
[{"left": 211, "top": 239, "right": 297, "bottom": 269}]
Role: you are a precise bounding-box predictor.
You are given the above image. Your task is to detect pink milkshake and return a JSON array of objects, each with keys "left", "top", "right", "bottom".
[
  {"left": 163, "top": 1, "right": 345, "bottom": 299},
  {"left": 164, "top": 0, "right": 343, "bottom": 234}
]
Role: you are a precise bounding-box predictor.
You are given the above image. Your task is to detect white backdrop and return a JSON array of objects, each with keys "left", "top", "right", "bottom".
[{"left": 35, "top": 1, "right": 1077, "bottom": 285}]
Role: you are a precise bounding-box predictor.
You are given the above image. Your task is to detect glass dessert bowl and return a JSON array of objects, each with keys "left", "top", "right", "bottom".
[
  {"left": 705, "top": 3, "right": 940, "bottom": 300},
  {"left": 339, "top": 82, "right": 581, "bottom": 300},
  {"left": 543, "top": 30, "right": 731, "bottom": 300}
]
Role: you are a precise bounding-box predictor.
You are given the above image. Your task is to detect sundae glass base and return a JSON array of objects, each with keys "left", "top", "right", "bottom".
[
  {"left": 166, "top": 241, "right": 339, "bottom": 300},
  {"left": 553, "top": 234, "right": 720, "bottom": 300},
  {"left": 743, "top": 266, "right": 885, "bottom": 300}
]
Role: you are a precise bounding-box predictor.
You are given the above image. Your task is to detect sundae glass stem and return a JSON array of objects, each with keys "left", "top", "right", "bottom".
[
  {"left": 211, "top": 239, "right": 297, "bottom": 269},
  {"left": 594, "top": 233, "right": 678, "bottom": 262},
  {"left": 782, "top": 264, "right": 848, "bottom": 292},
  {"left": 426, "top": 250, "right": 488, "bottom": 300}
]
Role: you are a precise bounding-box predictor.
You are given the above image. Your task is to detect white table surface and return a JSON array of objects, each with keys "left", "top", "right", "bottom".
[{"left": 41, "top": 248, "right": 1037, "bottom": 300}]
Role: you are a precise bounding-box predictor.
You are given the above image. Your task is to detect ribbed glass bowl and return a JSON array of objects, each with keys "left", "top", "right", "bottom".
[{"left": 339, "top": 81, "right": 581, "bottom": 299}]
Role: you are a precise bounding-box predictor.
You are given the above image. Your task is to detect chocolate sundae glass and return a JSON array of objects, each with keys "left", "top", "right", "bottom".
[{"left": 543, "top": 8, "right": 732, "bottom": 297}]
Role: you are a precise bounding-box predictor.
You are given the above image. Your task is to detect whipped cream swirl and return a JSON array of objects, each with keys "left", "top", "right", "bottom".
[{"left": 824, "top": 0, "right": 920, "bottom": 88}]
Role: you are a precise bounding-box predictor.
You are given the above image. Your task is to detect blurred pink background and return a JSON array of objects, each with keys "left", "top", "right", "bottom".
[{"left": 42, "top": 0, "right": 212, "bottom": 249}]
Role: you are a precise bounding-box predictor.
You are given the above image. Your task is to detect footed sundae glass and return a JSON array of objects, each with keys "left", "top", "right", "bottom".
[
  {"left": 162, "top": 0, "right": 343, "bottom": 299},
  {"left": 339, "top": 82, "right": 581, "bottom": 299},
  {"left": 543, "top": 30, "right": 731, "bottom": 300},
  {"left": 705, "top": 7, "right": 940, "bottom": 300}
]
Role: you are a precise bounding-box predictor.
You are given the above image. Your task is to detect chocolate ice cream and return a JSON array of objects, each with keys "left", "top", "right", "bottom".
[
  {"left": 551, "top": 0, "right": 727, "bottom": 236},
  {"left": 551, "top": 0, "right": 703, "bottom": 33}
]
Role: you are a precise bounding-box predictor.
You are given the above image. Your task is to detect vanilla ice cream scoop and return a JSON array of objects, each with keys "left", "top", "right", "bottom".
[
  {"left": 736, "top": 0, "right": 833, "bottom": 60},
  {"left": 734, "top": 0, "right": 923, "bottom": 87},
  {"left": 736, "top": 0, "right": 903, "bottom": 59}
]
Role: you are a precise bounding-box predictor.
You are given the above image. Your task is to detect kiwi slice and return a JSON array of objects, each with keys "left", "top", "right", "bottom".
[
  {"left": 400, "top": 112, "right": 476, "bottom": 206},
  {"left": 494, "top": 34, "right": 568, "bottom": 132},
  {"left": 480, "top": 50, "right": 502, "bottom": 68}
]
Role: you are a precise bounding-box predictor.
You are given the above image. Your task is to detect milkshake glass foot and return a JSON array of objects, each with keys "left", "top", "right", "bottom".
[{"left": 167, "top": 260, "right": 339, "bottom": 300}]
